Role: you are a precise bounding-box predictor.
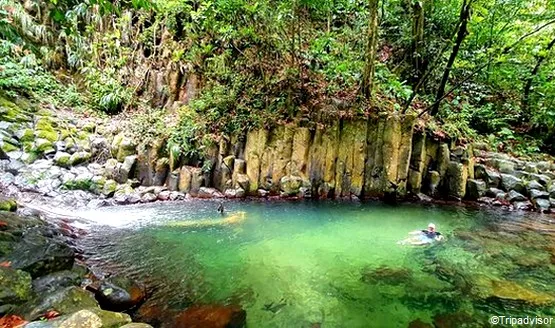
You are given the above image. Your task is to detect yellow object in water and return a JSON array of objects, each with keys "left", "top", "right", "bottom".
[{"left": 168, "top": 211, "right": 247, "bottom": 228}]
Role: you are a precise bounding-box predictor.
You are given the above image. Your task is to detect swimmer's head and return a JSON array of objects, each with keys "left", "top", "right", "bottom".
[{"left": 428, "top": 223, "right": 436, "bottom": 232}]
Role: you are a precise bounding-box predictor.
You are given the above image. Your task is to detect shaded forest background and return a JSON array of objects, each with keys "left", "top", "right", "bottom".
[{"left": 1, "top": 0, "right": 555, "bottom": 158}]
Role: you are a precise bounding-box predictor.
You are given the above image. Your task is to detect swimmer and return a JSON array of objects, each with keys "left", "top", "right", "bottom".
[
  {"left": 217, "top": 202, "right": 225, "bottom": 215},
  {"left": 398, "top": 223, "right": 444, "bottom": 246}
]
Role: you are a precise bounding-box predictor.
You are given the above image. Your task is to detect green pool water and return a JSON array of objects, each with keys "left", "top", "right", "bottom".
[{"left": 78, "top": 201, "right": 555, "bottom": 327}]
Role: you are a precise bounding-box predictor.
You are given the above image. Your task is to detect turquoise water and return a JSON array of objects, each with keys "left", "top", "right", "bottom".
[{"left": 77, "top": 201, "right": 555, "bottom": 327}]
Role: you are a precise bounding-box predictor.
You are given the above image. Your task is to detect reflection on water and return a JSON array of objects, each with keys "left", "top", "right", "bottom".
[{"left": 76, "top": 200, "right": 555, "bottom": 327}]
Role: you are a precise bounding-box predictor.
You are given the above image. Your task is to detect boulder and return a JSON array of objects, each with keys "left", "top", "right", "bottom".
[
  {"left": 25, "top": 309, "right": 103, "bottom": 328},
  {"left": 157, "top": 190, "right": 171, "bottom": 201},
  {"left": 0, "top": 267, "right": 32, "bottom": 305},
  {"left": 31, "top": 270, "right": 82, "bottom": 295},
  {"left": 102, "top": 179, "right": 118, "bottom": 197},
  {"left": 116, "top": 137, "right": 136, "bottom": 162},
  {"left": 8, "top": 238, "right": 74, "bottom": 278},
  {"left": 497, "top": 160, "right": 515, "bottom": 174},
  {"left": 523, "top": 163, "right": 538, "bottom": 173},
  {"left": 513, "top": 201, "right": 533, "bottom": 211},
  {"left": 526, "top": 180, "right": 544, "bottom": 191},
  {"left": 173, "top": 305, "right": 246, "bottom": 328},
  {"left": 485, "top": 187, "right": 505, "bottom": 199},
  {"left": 68, "top": 151, "right": 91, "bottom": 166},
  {"left": 280, "top": 175, "right": 303, "bottom": 196},
  {"left": 197, "top": 187, "right": 224, "bottom": 199},
  {"left": 529, "top": 189, "right": 549, "bottom": 199},
  {"left": 34, "top": 138, "right": 53, "bottom": 153},
  {"left": 117, "top": 155, "right": 137, "bottom": 184},
  {"left": 506, "top": 190, "right": 526, "bottom": 202},
  {"left": 141, "top": 193, "right": 157, "bottom": 203},
  {"left": 465, "top": 179, "right": 486, "bottom": 200},
  {"left": 94, "top": 276, "right": 146, "bottom": 312},
  {"left": 533, "top": 198, "right": 550, "bottom": 212},
  {"left": 529, "top": 173, "right": 551, "bottom": 186},
  {"left": 0, "top": 198, "right": 17, "bottom": 212},
  {"left": 86, "top": 308, "right": 132, "bottom": 328},
  {"left": 500, "top": 174, "right": 525, "bottom": 194},
  {"left": 22, "top": 286, "right": 99, "bottom": 321},
  {"left": 53, "top": 152, "right": 71, "bottom": 167}
]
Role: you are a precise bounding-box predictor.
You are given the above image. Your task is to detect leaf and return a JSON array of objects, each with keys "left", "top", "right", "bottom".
[{"left": 0, "top": 315, "right": 28, "bottom": 328}]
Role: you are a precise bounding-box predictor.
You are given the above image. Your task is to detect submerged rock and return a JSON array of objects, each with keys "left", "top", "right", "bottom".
[
  {"left": 361, "top": 265, "right": 413, "bottom": 285},
  {"left": 94, "top": 276, "right": 146, "bottom": 312},
  {"left": 173, "top": 305, "right": 246, "bottom": 328}
]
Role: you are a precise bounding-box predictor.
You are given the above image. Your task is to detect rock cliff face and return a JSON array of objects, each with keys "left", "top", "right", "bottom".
[{"left": 203, "top": 114, "right": 466, "bottom": 200}]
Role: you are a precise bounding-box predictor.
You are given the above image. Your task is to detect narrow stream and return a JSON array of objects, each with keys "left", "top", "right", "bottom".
[{"left": 74, "top": 200, "right": 555, "bottom": 327}]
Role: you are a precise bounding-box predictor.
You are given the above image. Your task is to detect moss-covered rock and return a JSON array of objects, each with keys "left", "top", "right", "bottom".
[
  {"left": 35, "top": 130, "right": 58, "bottom": 143},
  {"left": 68, "top": 151, "right": 91, "bottom": 166},
  {"left": 8, "top": 237, "right": 74, "bottom": 278},
  {"left": 22, "top": 286, "right": 99, "bottom": 321},
  {"left": 117, "top": 137, "right": 136, "bottom": 162},
  {"left": 53, "top": 152, "right": 71, "bottom": 167},
  {"left": 102, "top": 179, "right": 118, "bottom": 197},
  {"left": 0, "top": 267, "right": 33, "bottom": 305},
  {"left": 87, "top": 308, "right": 132, "bottom": 328},
  {"left": 34, "top": 138, "right": 53, "bottom": 153},
  {"left": 0, "top": 198, "right": 17, "bottom": 212}
]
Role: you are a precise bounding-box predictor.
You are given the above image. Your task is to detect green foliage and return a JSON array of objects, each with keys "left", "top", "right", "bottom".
[
  {"left": 168, "top": 106, "right": 209, "bottom": 161},
  {"left": 129, "top": 106, "right": 168, "bottom": 145}
]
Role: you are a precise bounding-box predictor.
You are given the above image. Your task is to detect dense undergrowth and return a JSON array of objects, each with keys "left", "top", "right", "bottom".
[{"left": 1, "top": 0, "right": 555, "bottom": 159}]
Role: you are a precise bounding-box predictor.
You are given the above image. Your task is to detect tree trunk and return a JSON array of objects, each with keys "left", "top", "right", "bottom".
[
  {"left": 411, "top": 1, "right": 425, "bottom": 85},
  {"left": 521, "top": 36, "right": 555, "bottom": 117},
  {"left": 362, "top": 0, "right": 379, "bottom": 100},
  {"left": 430, "top": 0, "right": 472, "bottom": 116}
]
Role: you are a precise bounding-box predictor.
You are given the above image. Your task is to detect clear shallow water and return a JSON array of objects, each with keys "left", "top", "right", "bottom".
[{"left": 75, "top": 201, "right": 555, "bottom": 327}]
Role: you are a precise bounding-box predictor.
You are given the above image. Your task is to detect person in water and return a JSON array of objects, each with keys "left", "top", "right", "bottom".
[
  {"left": 217, "top": 202, "right": 224, "bottom": 215},
  {"left": 399, "top": 223, "right": 444, "bottom": 245}
]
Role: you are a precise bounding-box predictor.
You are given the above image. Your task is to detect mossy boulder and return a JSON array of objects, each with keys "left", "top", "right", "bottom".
[
  {"left": 68, "top": 151, "right": 91, "bottom": 166},
  {"left": 0, "top": 138, "right": 19, "bottom": 153},
  {"left": 117, "top": 137, "right": 136, "bottom": 162},
  {"left": 34, "top": 138, "right": 53, "bottom": 153},
  {"left": 53, "top": 152, "right": 71, "bottom": 167},
  {"left": 35, "top": 130, "right": 58, "bottom": 143},
  {"left": 0, "top": 267, "right": 33, "bottom": 305},
  {"left": 21, "top": 286, "right": 99, "bottom": 321},
  {"left": 102, "top": 179, "right": 118, "bottom": 197},
  {"left": 0, "top": 198, "right": 17, "bottom": 212},
  {"left": 87, "top": 308, "right": 132, "bottom": 328},
  {"left": 24, "top": 309, "right": 103, "bottom": 328}
]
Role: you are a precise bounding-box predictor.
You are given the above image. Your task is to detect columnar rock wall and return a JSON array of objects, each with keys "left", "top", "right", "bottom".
[{"left": 201, "top": 113, "right": 467, "bottom": 200}]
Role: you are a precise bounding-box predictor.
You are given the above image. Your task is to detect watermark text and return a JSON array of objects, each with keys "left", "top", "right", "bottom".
[{"left": 490, "top": 316, "right": 554, "bottom": 326}]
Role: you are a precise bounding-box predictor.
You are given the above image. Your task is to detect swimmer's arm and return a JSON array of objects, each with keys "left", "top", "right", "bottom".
[
  {"left": 435, "top": 235, "right": 444, "bottom": 241},
  {"left": 408, "top": 230, "right": 423, "bottom": 235}
]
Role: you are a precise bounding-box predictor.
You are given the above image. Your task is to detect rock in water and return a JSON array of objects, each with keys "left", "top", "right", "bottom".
[
  {"left": 94, "top": 276, "right": 146, "bottom": 312},
  {"left": 173, "top": 305, "right": 246, "bottom": 328}
]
